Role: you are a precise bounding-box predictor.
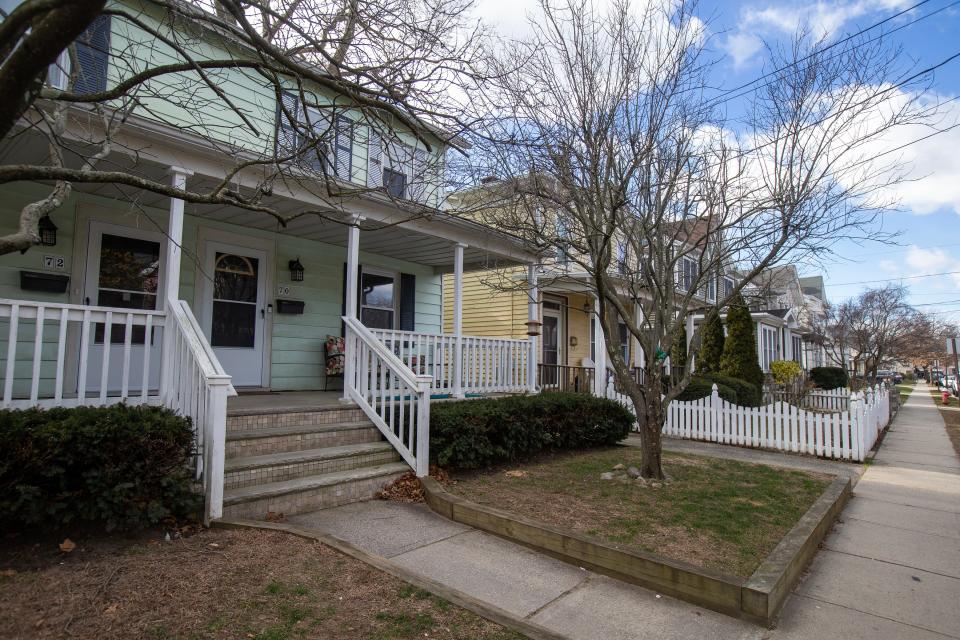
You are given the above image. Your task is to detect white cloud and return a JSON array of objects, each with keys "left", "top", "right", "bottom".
[
  {"left": 724, "top": 31, "right": 764, "bottom": 69},
  {"left": 886, "top": 245, "right": 960, "bottom": 289},
  {"left": 722, "top": 1, "right": 914, "bottom": 67}
]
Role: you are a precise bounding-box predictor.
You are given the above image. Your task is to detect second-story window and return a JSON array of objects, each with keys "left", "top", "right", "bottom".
[
  {"left": 707, "top": 277, "right": 716, "bottom": 302},
  {"left": 49, "top": 15, "right": 111, "bottom": 94},
  {"left": 555, "top": 217, "right": 570, "bottom": 268},
  {"left": 276, "top": 93, "right": 353, "bottom": 180},
  {"left": 677, "top": 257, "right": 698, "bottom": 292},
  {"left": 723, "top": 276, "right": 735, "bottom": 299},
  {"left": 616, "top": 242, "right": 628, "bottom": 275}
]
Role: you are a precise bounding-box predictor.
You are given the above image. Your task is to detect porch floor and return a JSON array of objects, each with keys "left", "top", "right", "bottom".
[{"left": 228, "top": 391, "right": 346, "bottom": 415}]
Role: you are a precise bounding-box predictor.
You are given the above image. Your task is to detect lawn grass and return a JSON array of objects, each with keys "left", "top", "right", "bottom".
[
  {"left": 447, "top": 448, "right": 831, "bottom": 578},
  {"left": 897, "top": 383, "right": 914, "bottom": 405},
  {"left": 0, "top": 528, "right": 526, "bottom": 640}
]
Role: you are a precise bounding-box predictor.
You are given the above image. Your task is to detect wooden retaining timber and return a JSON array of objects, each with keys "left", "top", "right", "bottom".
[{"left": 421, "top": 475, "right": 852, "bottom": 627}]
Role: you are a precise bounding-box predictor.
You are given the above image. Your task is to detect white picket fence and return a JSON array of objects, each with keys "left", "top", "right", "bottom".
[
  {"left": 607, "top": 380, "right": 891, "bottom": 461},
  {"left": 662, "top": 384, "right": 890, "bottom": 461},
  {"left": 765, "top": 387, "right": 850, "bottom": 412}
]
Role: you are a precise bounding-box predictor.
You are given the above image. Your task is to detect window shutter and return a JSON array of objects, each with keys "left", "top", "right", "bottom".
[
  {"left": 367, "top": 129, "right": 383, "bottom": 187},
  {"left": 275, "top": 92, "right": 300, "bottom": 156},
  {"left": 399, "top": 273, "right": 416, "bottom": 331},
  {"left": 408, "top": 149, "right": 427, "bottom": 202},
  {"left": 74, "top": 14, "right": 111, "bottom": 95},
  {"left": 335, "top": 117, "right": 352, "bottom": 179}
]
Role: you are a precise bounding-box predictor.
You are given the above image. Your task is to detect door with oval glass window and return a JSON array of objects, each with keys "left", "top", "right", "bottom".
[{"left": 202, "top": 243, "right": 268, "bottom": 387}]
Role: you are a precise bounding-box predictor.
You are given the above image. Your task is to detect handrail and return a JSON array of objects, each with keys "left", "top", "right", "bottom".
[
  {"left": 169, "top": 300, "right": 236, "bottom": 394},
  {"left": 163, "top": 299, "right": 234, "bottom": 522},
  {"left": 343, "top": 315, "right": 431, "bottom": 476},
  {"left": 345, "top": 317, "right": 423, "bottom": 389}
]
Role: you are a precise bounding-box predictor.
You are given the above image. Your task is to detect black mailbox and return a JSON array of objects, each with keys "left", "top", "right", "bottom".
[
  {"left": 20, "top": 271, "right": 69, "bottom": 293},
  {"left": 276, "top": 299, "right": 305, "bottom": 314}
]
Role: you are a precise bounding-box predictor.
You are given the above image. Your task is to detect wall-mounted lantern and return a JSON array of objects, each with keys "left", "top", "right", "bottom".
[
  {"left": 525, "top": 319, "right": 542, "bottom": 336},
  {"left": 288, "top": 257, "right": 304, "bottom": 282},
  {"left": 569, "top": 336, "right": 578, "bottom": 347},
  {"left": 38, "top": 215, "right": 57, "bottom": 246}
]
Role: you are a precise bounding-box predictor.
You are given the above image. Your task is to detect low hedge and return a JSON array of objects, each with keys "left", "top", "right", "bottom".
[
  {"left": 810, "top": 366, "right": 849, "bottom": 390},
  {"left": 429, "top": 393, "right": 634, "bottom": 470},
  {"left": 675, "top": 377, "right": 738, "bottom": 404},
  {"left": 698, "top": 373, "right": 761, "bottom": 407},
  {"left": 0, "top": 404, "right": 199, "bottom": 532}
]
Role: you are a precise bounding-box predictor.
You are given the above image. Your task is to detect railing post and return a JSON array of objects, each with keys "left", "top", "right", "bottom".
[
  {"left": 527, "top": 265, "right": 538, "bottom": 394},
  {"left": 453, "top": 243, "right": 465, "bottom": 398},
  {"left": 592, "top": 296, "right": 607, "bottom": 397},
  {"left": 203, "top": 375, "right": 231, "bottom": 523},
  {"left": 415, "top": 375, "right": 432, "bottom": 477}
]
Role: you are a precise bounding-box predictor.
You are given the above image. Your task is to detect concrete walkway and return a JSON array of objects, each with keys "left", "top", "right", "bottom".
[
  {"left": 771, "top": 383, "right": 960, "bottom": 640},
  {"left": 287, "top": 384, "right": 959, "bottom": 639}
]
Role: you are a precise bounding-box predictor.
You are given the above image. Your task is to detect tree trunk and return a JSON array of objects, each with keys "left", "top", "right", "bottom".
[{"left": 636, "top": 389, "right": 666, "bottom": 480}]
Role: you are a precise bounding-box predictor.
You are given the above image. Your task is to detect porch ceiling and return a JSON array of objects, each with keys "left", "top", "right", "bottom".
[
  {"left": 75, "top": 177, "right": 515, "bottom": 271},
  {"left": 3, "top": 133, "right": 529, "bottom": 273}
]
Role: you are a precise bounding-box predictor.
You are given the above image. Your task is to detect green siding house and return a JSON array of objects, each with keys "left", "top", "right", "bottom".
[{"left": 0, "top": 0, "right": 539, "bottom": 520}]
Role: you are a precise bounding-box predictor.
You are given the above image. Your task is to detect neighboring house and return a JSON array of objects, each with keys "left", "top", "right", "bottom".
[
  {"left": 441, "top": 184, "right": 726, "bottom": 392},
  {"left": 0, "top": 2, "right": 538, "bottom": 521},
  {"left": 690, "top": 266, "right": 829, "bottom": 374}
]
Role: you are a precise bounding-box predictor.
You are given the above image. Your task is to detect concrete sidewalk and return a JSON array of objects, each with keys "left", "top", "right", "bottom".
[
  {"left": 286, "top": 384, "right": 959, "bottom": 639},
  {"left": 771, "top": 382, "right": 960, "bottom": 640}
]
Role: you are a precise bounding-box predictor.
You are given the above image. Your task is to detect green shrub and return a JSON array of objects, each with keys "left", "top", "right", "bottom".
[
  {"left": 429, "top": 393, "right": 634, "bottom": 470},
  {"left": 675, "top": 377, "right": 738, "bottom": 404},
  {"left": 719, "top": 294, "right": 764, "bottom": 388},
  {"left": 0, "top": 405, "right": 199, "bottom": 532},
  {"left": 770, "top": 360, "right": 803, "bottom": 386},
  {"left": 696, "top": 308, "right": 725, "bottom": 374},
  {"left": 810, "top": 366, "right": 849, "bottom": 390},
  {"left": 670, "top": 327, "right": 688, "bottom": 372},
  {"left": 698, "top": 372, "right": 761, "bottom": 407}
]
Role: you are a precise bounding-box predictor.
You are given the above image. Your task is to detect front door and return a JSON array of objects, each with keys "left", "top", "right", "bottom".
[
  {"left": 542, "top": 299, "right": 565, "bottom": 388},
  {"left": 203, "top": 242, "right": 268, "bottom": 387},
  {"left": 82, "top": 222, "right": 165, "bottom": 394}
]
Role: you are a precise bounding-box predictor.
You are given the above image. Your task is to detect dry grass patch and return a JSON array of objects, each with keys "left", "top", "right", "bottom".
[
  {"left": 0, "top": 527, "right": 526, "bottom": 640},
  {"left": 447, "top": 447, "right": 831, "bottom": 577},
  {"left": 928, "top": 388, "right": 960, "bottom": 458}
]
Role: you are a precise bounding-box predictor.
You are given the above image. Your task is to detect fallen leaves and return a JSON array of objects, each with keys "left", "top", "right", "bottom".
[
  {"left": 504, "top": 470, "right": 527, "bottom": 478},
  {"left": 376, "top": 466, "right": 451, "bottom": 503},
  {"left": 59, "top": 538, "right": 76, "bottom": 553}
]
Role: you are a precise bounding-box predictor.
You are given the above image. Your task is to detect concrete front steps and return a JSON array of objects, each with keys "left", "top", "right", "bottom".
[{"left": 222, "top": 404, "right": 408, "bottom": 519}]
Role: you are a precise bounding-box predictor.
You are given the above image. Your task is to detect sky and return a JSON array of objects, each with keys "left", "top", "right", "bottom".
[{"left": 470, "top": 0, "right": 960, "bottom": 322}]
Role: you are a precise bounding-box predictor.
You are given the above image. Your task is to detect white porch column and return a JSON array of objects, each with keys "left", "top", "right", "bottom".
[
  {"left": 453, "top": 243, "right": 465, "bottom": 398},
  {"left": 685, "top": 313, "right": 695, "bottom": 374},
  {"left": 160, "top": 167, "right": 192, "bottom": 403},
  {"left": 527, "top": 265, "right": 538, "bottom": 393},
  {"left": 164, "top": 167, "right": 191, "bottom": 304},
  {"left": 342, "top": 215, "right": 363, "bottom": 402},
  {"left": 592, "top": 296, "right": 607, "bottom": 397}
]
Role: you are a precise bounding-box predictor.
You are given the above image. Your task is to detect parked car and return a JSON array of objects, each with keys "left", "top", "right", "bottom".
[
  {"left": 893, "top": 372, "right": 903, "bottom": 384},
  {"left": 875, "top": 370, "right": 897, "bottom": 384},
  {"left": 944, "top": 375, "right": 957, "bottom": 396}
]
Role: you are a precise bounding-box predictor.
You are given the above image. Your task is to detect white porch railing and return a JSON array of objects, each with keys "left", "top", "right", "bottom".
[
  {"left": 0, "top": 297, "right": 234, "bottom": 522},
  {"left": 765, "top": 387, "right": 850, "bottom": 411},
  {"left": 345, "top": 318, "right": 432, "bottom": 476},
  {"left": 0, "top": 298, "right": 166, "bottom": 408},
  {"left": 369, "top": 328, "right": 531, "bottom": 395},
  {"left": 163, "top": 300, "right": 235, "bottom": 522}
]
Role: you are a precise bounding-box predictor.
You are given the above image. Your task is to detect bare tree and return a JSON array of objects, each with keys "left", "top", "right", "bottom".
[
  {"left": 456, "top": 0, "right": 932, "bottom": 478},
  {"left": 828, "top": 284, "right": 957, "bottom": 378},
  {"left": 0, "top": 0, "right": 489, "bottom": 253}
]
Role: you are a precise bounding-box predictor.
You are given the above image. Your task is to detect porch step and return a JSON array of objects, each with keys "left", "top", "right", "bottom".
[
  {"left": 227, "top": 406, "right": 369, "bottom": 432},
  {"left": 225, "top": 421, "right": 382, "bottom": 457},
  {"left": 222, "top": 462, "right": 409, "bottom": 520},
  {"left": 224, "top": 442, "right": 401, "bottom": 490}
]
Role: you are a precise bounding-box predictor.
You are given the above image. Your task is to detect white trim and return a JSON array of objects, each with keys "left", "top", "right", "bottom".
[{"left": 193, "top": 226, "right": 275, "bottom": 388}]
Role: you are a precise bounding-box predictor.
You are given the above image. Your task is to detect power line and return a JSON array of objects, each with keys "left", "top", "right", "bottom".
[
  {"left": 707, "top": 0, "right": 956, "bottom": 109},
  {"left": 829, "top": 269, "right": 960, "bottom": 286}
]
